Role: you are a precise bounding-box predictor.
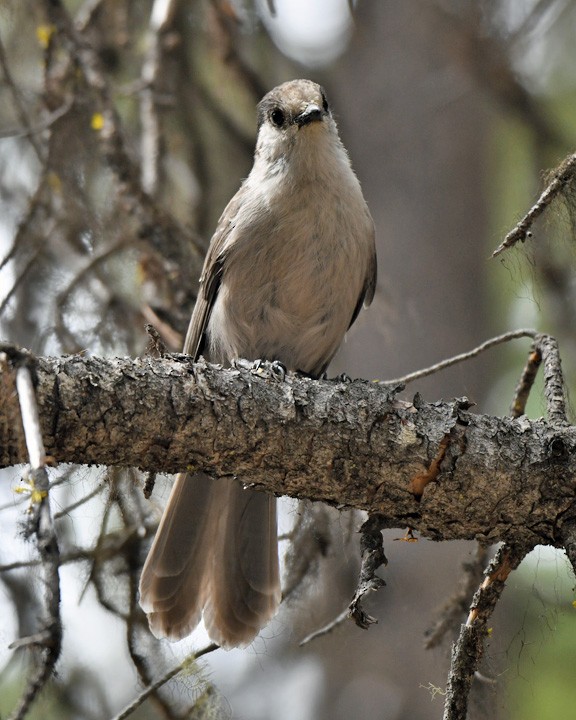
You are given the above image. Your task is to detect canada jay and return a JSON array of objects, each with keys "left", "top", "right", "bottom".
[{"left": 139, "top": 79, "right": 377, "bottom": 648}]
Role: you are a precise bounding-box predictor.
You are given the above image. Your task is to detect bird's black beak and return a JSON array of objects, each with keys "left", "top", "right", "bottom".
[{"left": 295, "top": 104, "right": 323, "bottom": 127}]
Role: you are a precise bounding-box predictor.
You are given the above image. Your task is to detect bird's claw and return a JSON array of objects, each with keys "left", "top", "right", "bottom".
[
  {"left": 249, "top": 359, "right": 287, "bottom": 381},
  {"left": 334, "top": 372, "right": 352, "bottom": 383}
]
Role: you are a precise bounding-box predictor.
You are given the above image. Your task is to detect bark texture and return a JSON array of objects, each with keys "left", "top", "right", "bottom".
[{"left": 1, "top": 350, "right": 575, "bottom": 549}]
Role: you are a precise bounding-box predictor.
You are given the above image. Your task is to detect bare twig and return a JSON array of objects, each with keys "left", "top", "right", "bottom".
[
  {"left": 299, "top": 607, "right": 349, "bottom": 646},
  {"left": 282, "top": 504, "right": 331, "bottom": 604},
  {"left": 74, "top": 0, "right": 106, "bottom": 31},
  {"left": 53, "top": 480, "right": 106, "bottom": 519},
  {"left": 492, "top": 152, "right": 576, "bottom": 257},
  {"left": 513, "top": 0, "right": 567, "bottom": 41},
  {"left": 0, "top": 162, "right": 55, "bottom": 277},
  {"left": 196, "top": 81, "right": 256, "bottom": 156},
  {"left": 0, "top": 523, "right": 150, "bottom": 574},
  {"left": 54, "top": 237, "right": 136, "bottom": 346},
  {"left": 0, "top": 96, "right": 73, "bottom": 141},
  {"left": 442, "top": 544, "right": 530, "bottom": 720},
  {"left": 110, "top": 643, "right": 219, "bottom": 720},
  {"left": 425, "top": 545, "right": 489, "bottom": 649},
  {"left": 112, "top": 468, "right": 179, "bottom": 720},
  {"left": 0, "top": 244, "right": 45, "bottom": 317},
  {"left": 386, "top": 329, "right": 537, "bottom": 386}
]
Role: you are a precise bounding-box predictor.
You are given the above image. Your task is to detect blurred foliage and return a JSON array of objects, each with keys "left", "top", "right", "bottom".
[{"left": 502, "top": 549, "right": 576, "bottom": 720}]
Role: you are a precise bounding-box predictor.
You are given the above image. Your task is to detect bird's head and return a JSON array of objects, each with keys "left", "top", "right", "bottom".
[{"left": 254, "top": 79, "right": 339, "bottom": 166}]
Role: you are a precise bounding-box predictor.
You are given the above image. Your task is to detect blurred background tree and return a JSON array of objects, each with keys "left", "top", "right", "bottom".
[{"left": 1, "top": 1, "right": 576, "bottom": 718}]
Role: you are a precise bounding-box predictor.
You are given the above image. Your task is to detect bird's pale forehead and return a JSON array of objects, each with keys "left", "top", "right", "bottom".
[{"left": 264, "top": 80, "right": 324, "bottom": 109}]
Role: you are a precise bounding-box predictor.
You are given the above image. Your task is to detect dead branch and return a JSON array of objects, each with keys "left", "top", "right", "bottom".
[
  {"left": 110, "top": 643, "right": 219, "bottom": 720},
  {"left": 492, "top": 152, "right": 576, "bottom": 257},
  {"left": 1, "top": 343, "right": 575, "bottom": 551},
  {"left": 442, "top": 544, "right": 530, "bottom": 720}
]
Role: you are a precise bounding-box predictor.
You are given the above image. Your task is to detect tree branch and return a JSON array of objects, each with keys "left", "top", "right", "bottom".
[{"left": 1, "top": 346, "right": 575, "bottom": 549}]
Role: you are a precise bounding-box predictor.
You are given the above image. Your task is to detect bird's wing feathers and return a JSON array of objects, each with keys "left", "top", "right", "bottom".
[
  {"left": 183, "top": 189, "right": 248, "bottom": 358},
  {"left": 348, "top": 224, "right": 377, "bottom": 330},
  {"left": 363, "top": 236, "right": 378, "bottom": 308}
]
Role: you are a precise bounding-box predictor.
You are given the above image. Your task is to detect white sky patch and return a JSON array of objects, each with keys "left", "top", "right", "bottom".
[{"left": 258, "top": 0, "right": 353, "bottom": 67}]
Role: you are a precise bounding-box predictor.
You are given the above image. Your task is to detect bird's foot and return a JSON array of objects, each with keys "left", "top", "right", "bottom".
[
  {"left": 333, "top": 372, "right": 353, "bottom": 383},
  {"left": 235, "top": 358, "right": 287, "bottom": 381}
]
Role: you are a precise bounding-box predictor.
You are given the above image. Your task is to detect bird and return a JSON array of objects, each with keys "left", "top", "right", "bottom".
[{"left": 139, "top": 78, "right": 377, "bottom": 649}]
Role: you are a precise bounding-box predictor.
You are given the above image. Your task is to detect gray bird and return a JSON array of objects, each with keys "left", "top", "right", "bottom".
[{"left": 139, "top": 79, "right": 377, "bottom": 649}]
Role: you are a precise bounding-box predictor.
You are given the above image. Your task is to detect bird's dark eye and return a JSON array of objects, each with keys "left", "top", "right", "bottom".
[
  {"left": 270, "top": 108, "right": 285, "bottom": 127},
  {"left": 321, "top": 94, "right": 329, "bottom": 113}
]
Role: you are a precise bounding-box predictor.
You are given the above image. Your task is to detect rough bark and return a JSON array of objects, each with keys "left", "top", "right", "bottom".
[{"left": 1, "top": 349, "right": 575, "bottom": 549}]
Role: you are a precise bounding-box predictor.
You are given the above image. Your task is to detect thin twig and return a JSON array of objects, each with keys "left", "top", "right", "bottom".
[
  {"left": 386, "top": 329, "right": 537, "bottom": 386},
  {"left": 441, "top": 328, "right": 565, "bottom": 717},
  {"left": 0, "top": 245, "right": 45, "bottom": 317},
  {"left": 54, "top": 237, "right": 136, "bottom": 346},
  {"left": 299, "top": 608, "right": 349, "bottom": 646},
  {"left": 0, "top": 161, "right": 55, "bottom": 276},
  {"left": 110, "top": 643, "right": 219, "bottom": 720},
  {"left": 15, "top": 367, "right": 45, "bottom": 469},
  {"left": 492, "top": 152, "right": 576, "bottom": 257},
  {"left": 442, "top": 544, "right": 530, "bottom": 720},
  {"left": 512, "top": 0, "right": 567, "bottom": 41},
  {"left": 508, "top": 332, "right": 568, "bottom": 424},
  {"left": 196, "top": 81, "right": 255, "bottom": 157},
  {"left": 53, "top": 481, "right": 106, "bottom": 519},
  {"left": 425, "top": 545, "right": 489, "bottom": 649},
  {"left": 282, "top": 504, "right": 332, "bottom": 604},
  {"left": 0, "top": 525, "right": 148, "bottom": 574},
  {"left": 0, "top": 97, "right": 73, "bottom": 141},
  {"left": 117, "top": 469, "right": 179, "bottom": 720},
  {"left": 0, "top": 470, "right": 76, "bottom": 514}
]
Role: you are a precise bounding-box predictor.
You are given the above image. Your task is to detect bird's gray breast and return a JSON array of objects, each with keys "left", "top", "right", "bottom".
[{"left": 206, "top": 166, "right": 372, "bottom": 374}]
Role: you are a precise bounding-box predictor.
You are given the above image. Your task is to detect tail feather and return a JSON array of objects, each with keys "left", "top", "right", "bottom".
[
  {"left": 139, "top": 472, "right": 217, "bottom": 640},
  {"left": 139, "top": 473, "right": 280, "bottom": 647},
  {"left": 204, "top": 484, "right": 280, "bottom": 647}
]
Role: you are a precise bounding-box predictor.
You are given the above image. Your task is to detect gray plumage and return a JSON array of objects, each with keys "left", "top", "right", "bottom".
[{"left": 139, "top": 79, "right": 377, "bottom": 648}]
